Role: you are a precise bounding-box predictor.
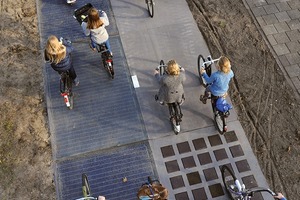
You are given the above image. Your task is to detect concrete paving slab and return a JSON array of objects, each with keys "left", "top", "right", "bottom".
[
  {"left": 111, "top": 0, "right": 238, "bottom": 139},
  {"left": 149, "top": 121, "right": 273, "bottom": 200}
]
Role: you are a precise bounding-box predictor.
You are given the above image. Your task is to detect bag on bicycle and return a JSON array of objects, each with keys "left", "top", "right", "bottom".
[
  {"left": 216, "top": 98, "right": 232, "bottom": 113},
  {"left": 137, "top": 183, "right": 168, "bottom": 200}
]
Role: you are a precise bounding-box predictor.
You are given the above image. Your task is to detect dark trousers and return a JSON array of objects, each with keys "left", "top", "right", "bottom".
[{"left": 57, "top": 65, "right": 77, "bottom": 81}]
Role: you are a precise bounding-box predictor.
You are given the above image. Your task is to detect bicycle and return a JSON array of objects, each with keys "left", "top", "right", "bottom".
[
  {"left": 60, "top": 70, "right": 74, "bottom": 110},
  {"left": 155, "top": 60, "right": 183, "bottom": 135},
  {"left": 73, "top": 3, "right": 115, "bottom": 79},
  {"left": 53, "top": 37, "right": 75, "bottom": 110},
  {"left": 197, "top": 54, "right": 231, "bottom": 134},
  {"left": 221, "top": 165, "right": 278, "bottom": 200},
  {"left": 74, "top": 173, "right": 99, "bottom": 200},
  {"left": 145, "top": 0, "right": 154, "bottom": 18}
]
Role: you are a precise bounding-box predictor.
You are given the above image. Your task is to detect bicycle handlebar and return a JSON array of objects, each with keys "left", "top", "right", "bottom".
[
  {"left": 155, "top": 65, "right": 183, "bottom": 71},
  {"left": 74, "top": 197, "right": 97, "bottom": 200},
  {"left": 201, "top": 57, "right": 220, "bottom": 67},
  {"left": 247, "top": 187, "right": 277, "bottom": 196},
  {"left": 228, "top": 186, "right": 277, "bottom": 198}
]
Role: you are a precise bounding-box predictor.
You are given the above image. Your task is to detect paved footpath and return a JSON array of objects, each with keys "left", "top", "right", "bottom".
[
  {"left": 244, "top": 0, "right": 300, "bottom": 97},
  {"left": 37, "top": 0, "right": 280, "bottom": 199}
]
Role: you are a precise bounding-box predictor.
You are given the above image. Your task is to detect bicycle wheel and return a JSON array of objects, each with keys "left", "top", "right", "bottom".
[
  {"left": 102, "top": 53, "right": 114, "bottom": 79},
  {"left": 147, "top": 0, "right": 154, "bottom": 18},
  {"left": 221, "top": 165, "right": 238, "bottom": 200},
  {"left": 174, "top": 103, "right": 181, "bottom": 134},
  {"left": 65, "top": 75, "right": 74, "bottom": 110},
  {"left": 82, "top": 174, "right": 91, "bottom": 197},
  {"left": 109, "top": 65, "right": 114, "bottom": 79},
  {"left": 214, "top": 109, "right": 226, "bottom": 134},
  {"left": 197, "top": 54, "right": 208, "bottom": 87},
  {"left": 174, "top": 103, "right": 183, "bottom": 122},
  {"left": 169, "top": 103, "right": 180, "bottom": 134},
  {"left": 159, "top": 60, "right": 165, "bottom": 75}
]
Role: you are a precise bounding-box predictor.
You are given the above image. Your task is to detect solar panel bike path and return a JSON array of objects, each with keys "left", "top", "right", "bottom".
[{"left": 37, "top": 0, "right": 273, "bottom": 199}]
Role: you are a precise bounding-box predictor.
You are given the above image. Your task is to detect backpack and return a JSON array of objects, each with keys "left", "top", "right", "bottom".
[{"left": 216, "top": 97, "right": 232, "bottom": 113}]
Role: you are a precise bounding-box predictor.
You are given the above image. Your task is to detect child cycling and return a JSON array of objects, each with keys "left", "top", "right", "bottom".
[
  {"left": 199, "top": 56, "right": 234, "bottom": 103},
  {"left": 81, "top": 7, "right": 113, "bottom": 56},
  {"left": 44, "top": 35, "right": 79, "bottom": 86}
]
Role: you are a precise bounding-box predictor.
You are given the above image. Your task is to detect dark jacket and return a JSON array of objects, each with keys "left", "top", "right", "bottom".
[{"left": 44, "top": 45, "right": 74, "bottom": 73}]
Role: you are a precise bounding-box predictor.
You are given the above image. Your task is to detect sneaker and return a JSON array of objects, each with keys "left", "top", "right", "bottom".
[
  {"left": 200, "top": 95, "right": 207, "bottom": 104},
  {"left": 89, "top": 43, "right": 96, "bottom": 51},
  {"left": 73, "top": 78, "right": 79, "bottom": 86}
]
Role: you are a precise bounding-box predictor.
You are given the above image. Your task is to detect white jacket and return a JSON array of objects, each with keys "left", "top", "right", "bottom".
[{"left": 81, "top": 11, "right": 109, "bottom": 45}]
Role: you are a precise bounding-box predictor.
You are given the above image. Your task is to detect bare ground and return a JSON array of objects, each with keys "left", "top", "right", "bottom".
[
  {"left": 0, "top": 0, "right": 55, "bottom": 199},
  {"left": 186, "top": 0, "right": 300, "bottom": 200},
  {"left": 0, "top": 0, "right": 299, "bottom": 199}
]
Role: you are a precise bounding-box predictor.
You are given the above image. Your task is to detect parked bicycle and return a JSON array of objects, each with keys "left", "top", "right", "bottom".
[
  {"left": 74, "top": 173, "right": 105, "bottom": 200},
  {"left": 197, "top": 55, "right": 232, "bottom": 134},
  {"left": 145, "top": 0, "right": 154, "bottom": 18},
  {"left": 155, "top": 60, "right": 184, "bottom": 135},
  {"left": 221, "top": 165, "right": 279, "bottom": 200},
  {"left": 73, "top": 3, "right": 115, "bottom": 79}
]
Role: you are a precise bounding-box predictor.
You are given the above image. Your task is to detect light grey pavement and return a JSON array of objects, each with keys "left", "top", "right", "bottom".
[
  {"left": 243, "top": 0, "right": 300, "bottom": 97},
  {"left": 112, "top": 0, "right": 273, "bottom": 199},
  {"left": 37, "top": 0, "right": 281, "bottom": 199}
]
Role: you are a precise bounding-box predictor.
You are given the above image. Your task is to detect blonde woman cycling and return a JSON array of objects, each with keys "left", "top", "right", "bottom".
[
  {"left": 81, "top": 7, "right": 112, "bottom": 55},
  {"left": 200, "top": 56, "right": 234, "bottom": 104},
  {"left": 155, "top": 60, "right": 186, "bottom": 105},
  {"left": 44, "top": 35, "right": 79, "bottom": 86}
]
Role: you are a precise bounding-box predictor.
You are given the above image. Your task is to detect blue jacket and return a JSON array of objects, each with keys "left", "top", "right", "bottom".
[{"left": 203, "top": 70, "right": 234, "bottom": 96}]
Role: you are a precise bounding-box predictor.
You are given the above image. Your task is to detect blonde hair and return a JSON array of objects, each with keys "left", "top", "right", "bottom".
[
  {"left": 167, "top": 60, "right": 180, "bottom": 75},
  {"left": 45, "top": 35, "right": 66, "bottom": 64},
  {"left": 87, "top": 8, "right": 104, "bottom": 29},
  {"left": 218, "top": 56, "right": 231, "bottom": 74}
]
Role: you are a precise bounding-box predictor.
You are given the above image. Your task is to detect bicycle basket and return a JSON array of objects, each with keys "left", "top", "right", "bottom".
[
  {"left": 216, "top": 98, "right": 232, "bottom": 113},
  {"left": 74, "top": 3, "right": 93, "bottom": 23}
]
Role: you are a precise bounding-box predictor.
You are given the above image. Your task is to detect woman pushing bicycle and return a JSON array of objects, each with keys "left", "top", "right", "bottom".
[
  {"left": 199, "top": 56, "right": 234, "bottom": 104},
  {"left": 154, "top": 60, "right": 186, "bottom": 105},
  {"left": 81, "top": 7, "right": 113, "bottom": 56},
  {"left": 44, "top": 35, "right": 79, "bottom": 86}
]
